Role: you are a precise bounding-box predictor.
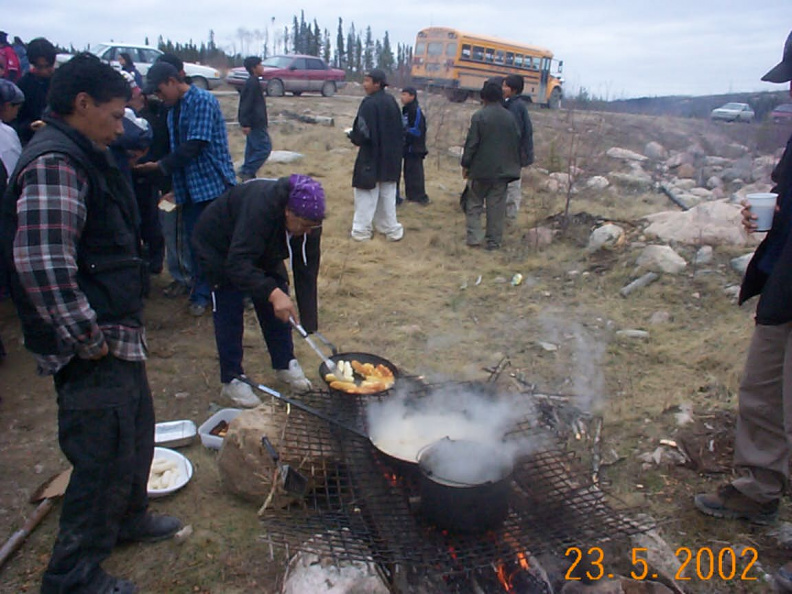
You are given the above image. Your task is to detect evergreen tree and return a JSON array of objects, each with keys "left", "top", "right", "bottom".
[
  {"left": 346, "top": 23, "right": 356, "bottom": 73},
  {"left": 363, "top": 26, "right": 373, "bottom": 71},
  {"left": 292, "top": 16, "right": 300, "bottom": 53},
  {"left": 355, "top": 35, "right": 363, "bottom": 73},
  {"left": 323, "top": 29, "right": 331, "bottom": 64},
  {"left": 312, "top": 20, "right": 321, "bottom": 56},
  {"left": 380, "top": 31, "right": 395, "bottom": 72},
  {"left": 335, "top": 18, "right": 345, "bottom": 68}
]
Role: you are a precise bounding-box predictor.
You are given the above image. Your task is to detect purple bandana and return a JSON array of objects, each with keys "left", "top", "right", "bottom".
[{"left": 288, "top": 174, "right": 326, "bottom": 221}]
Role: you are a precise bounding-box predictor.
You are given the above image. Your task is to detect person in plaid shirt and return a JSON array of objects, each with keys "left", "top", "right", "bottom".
[
  {"left": 137, "top": 62, "right": 236, "bottom": 317},
  {"left": 1, "top": 53, "right": 181, "bottom": 594}
]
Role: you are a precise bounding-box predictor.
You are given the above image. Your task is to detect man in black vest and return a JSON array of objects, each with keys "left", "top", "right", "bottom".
[{"left": 1, "top": 53, "right": 181, "bottom": 594}]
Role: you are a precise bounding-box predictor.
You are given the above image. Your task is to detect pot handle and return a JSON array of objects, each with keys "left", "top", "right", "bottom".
[{"left": 416, "top": 436, "right": 451, "bottom": 465}]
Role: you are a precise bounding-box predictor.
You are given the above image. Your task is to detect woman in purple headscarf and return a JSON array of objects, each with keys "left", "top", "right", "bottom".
[{"left": 192, "top": 174, "right": 325, "bottom": 406}]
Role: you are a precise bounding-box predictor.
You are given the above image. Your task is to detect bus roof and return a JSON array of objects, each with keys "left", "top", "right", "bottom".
[{"left": 417, "top": 27, "right": 554, "bottom": 57}]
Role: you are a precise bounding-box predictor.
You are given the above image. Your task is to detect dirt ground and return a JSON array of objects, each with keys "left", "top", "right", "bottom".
[{"left": 1, "top": 88, "right": 790, "bottom": 593}]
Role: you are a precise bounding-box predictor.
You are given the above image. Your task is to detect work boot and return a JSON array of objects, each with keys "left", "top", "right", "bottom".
[
  {"left": 220, "top": 378, "right": 261, "bottom": 408},
  {"left": 117, "top": 513, "right": 183, "bottom": 544},
  {"left": 694, "top": 484, "right": 779, "bottom": 525},
  {"left": 276, "top": 359, "right": 312, "bottom": 392}
]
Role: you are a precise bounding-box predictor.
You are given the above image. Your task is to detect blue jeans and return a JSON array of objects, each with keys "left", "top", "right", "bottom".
[
  {"left": 182, "top": 201, "right": 212, "bottom": 306},
  {"left": 159, "top": 206, "right": 193, "bottom": 287},
  {"left": 239, "top": 128, "right": 272, "bottom": 177},
  {"left": 212, "top": 285, "right": 294, "bottom": 383}
]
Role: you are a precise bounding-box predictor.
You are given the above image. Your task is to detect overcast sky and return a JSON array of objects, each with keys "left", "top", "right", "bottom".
[{"left": 9, "top": 0, "right": 791, "bottom": 99}]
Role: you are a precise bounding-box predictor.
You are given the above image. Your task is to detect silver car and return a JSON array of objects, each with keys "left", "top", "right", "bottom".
[
  {"left": 710, "top": 102, "right": 755, "bottom": 123},
  {"left": 56, "top": 43, "right": 223, "bottom": 90}
]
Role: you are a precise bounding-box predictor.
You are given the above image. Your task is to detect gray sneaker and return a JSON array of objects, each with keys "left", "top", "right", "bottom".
[
  {"left": 275, "top": 359, "right": 312, "bottom": 392},
  {"left": 220, "top": 378, "right": 261, "bottom": 408}
]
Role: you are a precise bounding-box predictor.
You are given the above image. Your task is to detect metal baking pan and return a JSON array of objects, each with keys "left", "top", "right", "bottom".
[{"left": 154, "top": 420, "right": 198, "bottom": 449}]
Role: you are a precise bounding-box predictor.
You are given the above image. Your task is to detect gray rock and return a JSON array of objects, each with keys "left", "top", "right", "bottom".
[
  {"left": 268, "top": 150, "right": 304, "bottom": 164},
  {"left": 586, "top": 175, "right": 610, "bottom": 190},
  {"left": 607, "top": 147, "right": 648, "bottom": 161},
  {"left": 644, "top": 141, "right": 668, "bottom": 160},
  {"left": 616, "top": 329, "right": 650, "bottom": 339},
  {"left": 730, "top": 253, "right": 754, "bottom": 275},
  {"left": 587, "top": 223, "right": 625, "bottom": 253},
  {"left": 636, "top": 245, "right": 687, "bottom": 274},
  {"left": 693, "top": 245, "right": 713, "bottom": 265},
  {"left": 649, "top": 310, "right": 671, "bottom": 324}
]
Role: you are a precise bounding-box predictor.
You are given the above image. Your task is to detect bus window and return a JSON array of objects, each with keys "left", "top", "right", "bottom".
[
  {"left": 461, "top": 44, "right": 471, "bottom": 59},
  {"left": 505, "top": 52, "right": 514, "bottom": 65},
  {"left": 472, "top": 46, "right": 484, "bottom": 61},
  {"left": 514, "top": 54, "right": 523, "bottom": 68},
  {"left": 427, "top": 42, "right": 443, "bottom": 56},
  {"left": 415, "top": 42, "right": 426, "bottom": 55},
  {"left": 495, "top": 50, "right": 504, "bottom": 65},
  {"left": 484, "top": 48, "right": 494, "bottom": 63},
  {"left": 446, "top": 43, "right": 457, "bottom": 57}
]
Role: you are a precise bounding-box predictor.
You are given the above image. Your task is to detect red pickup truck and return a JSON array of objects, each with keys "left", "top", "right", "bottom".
[{"left": 226, "top": 54, "right": 346, "bottom": 97}]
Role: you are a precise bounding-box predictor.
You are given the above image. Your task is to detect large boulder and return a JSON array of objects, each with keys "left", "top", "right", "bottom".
[
  {"left": 217, "top": 403, "right": 339, "bottom": 506},
  {"left": 643, "top": 199, "right": 753, "bottom": 246},
  {"left": 636, "top": 245, "right": 687, "bottom": 274},
  {"left": 644, "top": 141, "right": 668, "bottom": 160},
  {"left": 587, "top": 223, "right": 625, "bottom": 253}
]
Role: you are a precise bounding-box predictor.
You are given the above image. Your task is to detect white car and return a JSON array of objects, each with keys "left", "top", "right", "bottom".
[
  {"left": 710, "top": 102, "right": 755, "bottom": 123},
  {"left": 55, "top": 43, "right": 222, "bottom": 90}
]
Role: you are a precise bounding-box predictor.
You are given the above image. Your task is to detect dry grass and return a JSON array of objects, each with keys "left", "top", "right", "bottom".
[{"left": 0, "top": 90, "right": 785, "bottom": 593}]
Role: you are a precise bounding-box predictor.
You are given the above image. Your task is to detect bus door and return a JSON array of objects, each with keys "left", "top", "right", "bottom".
[{"left": 539, "top": 57, "right": 550, "bottom": 103}]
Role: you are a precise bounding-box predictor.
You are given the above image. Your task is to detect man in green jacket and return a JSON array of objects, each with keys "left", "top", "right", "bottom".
[{"left": 460, "top": 79, "right": 520, "bottom": 250}]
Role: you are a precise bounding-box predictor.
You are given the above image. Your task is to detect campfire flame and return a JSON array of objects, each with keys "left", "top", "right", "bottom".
[{"left": 495, "top": 531, "right": 531, "bottom": 591}]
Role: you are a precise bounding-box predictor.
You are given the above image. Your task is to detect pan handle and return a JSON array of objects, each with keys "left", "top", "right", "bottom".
[
  {"left": 289, "top": 317, "right": 336, "bottom": 372},
  {"left": 260, "top": 436, "right": 280, "bottom": 464},
  {"left": 312, "top": 331, "right": 338, "bottom": 356}
]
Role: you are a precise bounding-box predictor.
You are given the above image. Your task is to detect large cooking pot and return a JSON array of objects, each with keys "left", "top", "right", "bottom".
[
  {"left": 418, "top": 438, "right": 513, "bottom": 534},
  {"left": 318, "top": 351, "right": 400, "bottom": 396}
]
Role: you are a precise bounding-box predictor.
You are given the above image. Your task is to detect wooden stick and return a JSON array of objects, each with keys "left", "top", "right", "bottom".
[{"left": 0, "top": 498, "right": 55, "bottom": 570}]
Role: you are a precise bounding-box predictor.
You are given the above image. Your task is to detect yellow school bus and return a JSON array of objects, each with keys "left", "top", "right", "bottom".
[{"left": 410, "top": 27, "right": 563, "bottom": 107}]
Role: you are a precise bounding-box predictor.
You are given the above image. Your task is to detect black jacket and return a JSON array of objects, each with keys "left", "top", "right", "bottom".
[
  {"left": 504, "top": 95, "right": 534, "bottom": 167},
  {"left": 238, "top": 74, "right": 268, "bottom": 129},
  {"left": 402, "top": 100, "right": 427, "bottom": 157},
  {"left": 1, "top": 118, "right": 145, "bottom": 354},
  {"left": 350, "top": 89, "right": 403, "bottom": 188},
  {"left": 14, "top": 72, "right": 50, "bottom": 145},
  {"left": 739, "top": 132, "right": 792, "bottom": 325},
  {"left": 191, "top": 178, "right": 320, "bottom": 332}
]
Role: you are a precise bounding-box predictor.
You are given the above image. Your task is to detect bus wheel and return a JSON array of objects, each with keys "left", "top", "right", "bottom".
[
  {"left": 548, "top": 88, "right": 562, "bottom": 109},
  {"left": 446, "top": 89, "right": 468, "bottom": 103}
]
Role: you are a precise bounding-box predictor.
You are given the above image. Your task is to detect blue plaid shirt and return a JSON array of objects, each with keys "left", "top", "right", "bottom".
[{"left": 168, "top": 85, "right": 235, "bottom": 204}]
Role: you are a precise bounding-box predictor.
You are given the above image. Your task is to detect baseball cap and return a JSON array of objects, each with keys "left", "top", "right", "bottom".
[
  {"left": 142, "top": 62, "right": 179, "bottom": 94},
  {"left": 365, "top": 68, "right": 388, "bottom": 87},
  {"left": 762, "top": 30, "right": 792, "bottom": 83},
  {"left": 0, "top": 79, "right": 24, "bottom": 105}
]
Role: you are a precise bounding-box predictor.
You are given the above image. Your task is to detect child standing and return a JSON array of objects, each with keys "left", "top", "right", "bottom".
[
  {"left": 237, "top": 56, "right": 271, "bottom": 181},
  {"left": 400, "top": 87, "right": 430, "bottom": 205}
]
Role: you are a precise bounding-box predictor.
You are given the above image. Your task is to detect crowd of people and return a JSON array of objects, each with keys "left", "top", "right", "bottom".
[{"left": 5, "top": 26, "right": 791, "bottom": 593}]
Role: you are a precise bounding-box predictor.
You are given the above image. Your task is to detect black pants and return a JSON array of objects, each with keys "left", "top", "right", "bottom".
[
  {"left": 403, "top": 155, "right": 428, "bottom": 202},
  {"left": 133, "top": 178, "right": 165, "bottom": 275},
  {"left": 41, "top": 356, "right": 154, "bottom": 593}
]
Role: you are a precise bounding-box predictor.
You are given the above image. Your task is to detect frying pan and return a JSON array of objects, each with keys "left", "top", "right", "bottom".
[
  {"left": 287, "top": 318, "right": 399, "bottom": 396},
  {"left": 239, "top": 377, "right": 418, "bottom": 469},
  {"left": 318, "top": 352, "right": 400, "bottom": 395}
]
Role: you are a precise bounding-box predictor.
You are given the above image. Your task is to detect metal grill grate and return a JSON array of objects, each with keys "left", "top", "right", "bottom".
[{"left": 258, "top": 383, "right": 653, "bottom": 576}]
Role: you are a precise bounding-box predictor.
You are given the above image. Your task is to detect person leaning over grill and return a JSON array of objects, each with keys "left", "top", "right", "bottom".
[
  {"left": 192, "top": 175, "right": 323, "bottom": 407},
  {"left": 1, "top": 53, "right": 181, "bottom": 594},
  {"left": 692, "top": 29, "right": 792, "bottom": 593}
]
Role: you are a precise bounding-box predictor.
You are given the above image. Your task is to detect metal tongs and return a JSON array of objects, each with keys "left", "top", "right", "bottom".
[{"left": 289, "top": 316, "right": 337, "bottom": 372}]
